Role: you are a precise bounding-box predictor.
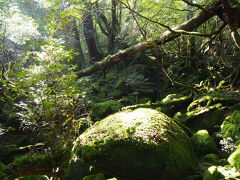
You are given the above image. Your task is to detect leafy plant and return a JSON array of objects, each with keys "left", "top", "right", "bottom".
[{"left": 13, "top": 38, "right": 87, "bottom": 147}]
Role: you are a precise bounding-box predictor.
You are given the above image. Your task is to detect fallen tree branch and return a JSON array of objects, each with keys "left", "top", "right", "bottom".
[{"left": 77, "top": 1, "right": 221, "bottom": 78}]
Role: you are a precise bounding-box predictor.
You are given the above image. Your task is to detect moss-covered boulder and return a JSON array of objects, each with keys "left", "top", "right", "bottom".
[
  {"left": 178, "top": 92, "right": 240, "bottom": 132},
  {"left": 192, "top": 130, "right": 218, "bottom": 156},
  {"left": 74, "top": 108, "right": 196, "bottom": 180},
  {"left": 221, "top": 110, "right": 240, "bottom": 143},
  {"left": 228, "top": 146, "right": 240, "bottom": 170}
]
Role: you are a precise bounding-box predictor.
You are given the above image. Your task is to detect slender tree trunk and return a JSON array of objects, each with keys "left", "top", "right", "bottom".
[
  {"left": 182, "top": 1, "right": 195, "bottom": 57},
  {"left": 82, "top": 3, "right": 103, "bottom": 62},
  {"left": 63, "top": 20, "right": 85, "bottom": 66},
  {"left": 96, "top": 0, "right": 120, "bottom": 54},
  {"left": 72, "top": 21, "right": 85, "bottom": 66},
  {"left": 109, "top": 0, "right": 119, "bottom": 53}
]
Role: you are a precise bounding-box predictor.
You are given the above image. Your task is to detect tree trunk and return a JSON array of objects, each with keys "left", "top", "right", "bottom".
[
  {"left": 96, "top": 0, "right": 119, "bottom": 54},
  {"left": 82, "top": 3, "right": 103, "bottom": 62},
  {"left": 63, "top": 20, "right": 85, "bottom": 66},
  {"left": 77, "top": 1, "right": 220, "bottom": 77},
  {"left": 109, "top": 0, "right": 119, "bottom": 53},
  {"left": 72, "top": 21, "right": 85, "bottom": 66}
]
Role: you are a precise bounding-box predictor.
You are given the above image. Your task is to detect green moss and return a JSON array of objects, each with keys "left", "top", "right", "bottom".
[
  {"left": 124, "top": 94, "right": 192, "bottom": 116},
  {"left": 182, "top": 109, "right": 225, "bottom": 133},
  {"left": 228, "top": 146, "right": 240, "bottom": 170},
  {"left": 0, "top": 161, "right": 6, "bottom": 171},
  {"left": 178, "top": 92, "right": 239, "bottom": 132},
  {"left": 202, "top": 165, "right": 240, "bottom": 180},
  {"left": 82, "top": 173, "right": 106, "bottom": 180},
  {"left": 118, "top": 96, "right": 136, "bottom": 106},
  {"left": 161, "top": 94, "right": 190, "bottom": 104},
  {"left": 203, "top": 166, "right": 220, "bottom": 180},
  {"left": 221, "top": 110, "right": 240, "bottom": 142},
  {"left": 188, "top": 92, "right": 237, "bottom": 112},
  {"left": 218, "top": 159, "right": 228, "bottom": 166},
  {"left": 138, "top": 97, "right": 151, "bottom": 104},
  {"left": 91, "top": 100, "right": 123, "bottom": 121},
  {"left": 18, "top": 175, "right": 49, "bottom": 180},
  {"left": 74, "top": 108, "right": 196, "bottom": 180},
  {"left": 192, "top": 130, "right": 218, "bottom": 156},
  {"left": 60, "top": 159, "right": 91, "bottom": 180},
  {"left": 202, "top": 154, "right": 219, "bottom": 165},
  {"left": 3, "top": 148, "right": 71, "bottom": 179}
]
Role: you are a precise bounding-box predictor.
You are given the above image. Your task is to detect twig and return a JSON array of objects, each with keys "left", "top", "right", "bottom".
[
  {"left": 120, "top": 1, "right": 225, "bottom": 37},
  {"left": 181, "top": 0, "right": 206, "bottom": 11},
  {"left": 125, "top": 0, "right": 147, "bottom": 39}
]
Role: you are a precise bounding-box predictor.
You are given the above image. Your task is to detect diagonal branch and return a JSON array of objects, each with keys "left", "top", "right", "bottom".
[
  {"left": 120, "top": 1, "right": 222, "bottom": 37},
  {"left": 181, "top": 0, "right": 206, "bottom": 11},
  {"left": 77, "top": 1, "right": 221, "bottom": 78}
]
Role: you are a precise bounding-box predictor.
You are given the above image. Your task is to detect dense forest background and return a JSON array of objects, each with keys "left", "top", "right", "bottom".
[{"left": 0, "top": 0, "right": 240, "bottom": 179}]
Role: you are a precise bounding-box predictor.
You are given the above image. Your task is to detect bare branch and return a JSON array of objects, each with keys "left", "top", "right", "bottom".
[
  {"left": 77, "top": 2, "right": 220, "bottom": 77},
  {"left": 120, "top": 1, "right": 224, "bottom": 37},
  {"left": 181, "top": 0, "right": 206, "bottom": 11}
]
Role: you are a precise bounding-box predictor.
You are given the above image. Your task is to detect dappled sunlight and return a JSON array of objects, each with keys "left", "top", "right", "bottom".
[{"left": 0, "top": 0, "right": 240, "bottom": 179}]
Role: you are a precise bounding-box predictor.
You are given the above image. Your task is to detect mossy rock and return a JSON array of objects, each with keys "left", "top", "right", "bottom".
[
  {"left": 91, "top": 100, "right": 123, "bottom": 121},
  {"left": 227, "top": 103, "right": 240, "bottom": 113},
  {"left": 159, "top": 94, "right": 192, "bottom": 116},
  {"left": 60, "top": 160, "right": 91, "bottom": 180},
  {"left": 187, "top": 92, "right": 238, "bottom": 112},
  {"left": 0, "top": 161, "right": 6, "bottom": 171},
  {"left": 221, "top": 110, "right": 240, "bottom": 143},
  {"left": 179, "top": 105, "right": 224, "bottom": 132},
  {"left": 182, "top": 109, "right": 225, "bottom": 133},
  {"left": 18, "top": 175, "right": 49, "bottom": 180},
  {"left": 2, "top": 149, "right": 71, "bottom": 179},
  {"left": 179, "top": 92, "right": 240, "bottom": 132},
  {"left": 82, "top": 173, "right": 106, "bottom": 180},
  {"left": 124, "top": 94, "right": 192, "bottom": 117},
  {"left": 202, "top": 154, "right": 219, "bottom": 165},
  {"left": 203, "top": 166, "right": 220, "bottom": 180},
  {"left": 74, "top": 108, "right": 196, "bottom": 180},
  {"left": 192, "top": 130, "right": 218, "bottom": 156},
  {"left": 109, "top": 90, "right": 122, "bottom": 99},
  {"left": 118, "top": 96, "right": 136, "bottom": 106},
  {"left": 228, "top": 146, "right": 240, "bottom": 170},
  {"left": 138, "top": 97, "right": 151, "bottom": 104}
]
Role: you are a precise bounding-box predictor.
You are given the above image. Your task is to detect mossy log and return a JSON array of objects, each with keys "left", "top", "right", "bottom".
[{"left": 123, "top": 94, "right": 193, "bottom": 117}]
